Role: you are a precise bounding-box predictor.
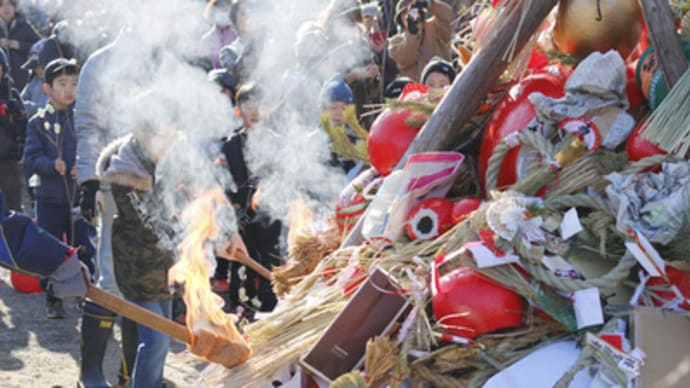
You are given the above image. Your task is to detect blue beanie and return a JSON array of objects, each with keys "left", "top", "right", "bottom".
[{"left": 319, "top": 75, "right": 354, "bottom": 108}]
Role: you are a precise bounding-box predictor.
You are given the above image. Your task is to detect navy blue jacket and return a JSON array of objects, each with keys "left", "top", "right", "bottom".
[
  {"left": 23, "top": 103, "right": 78, "bottom": 205},
  {"left": 0, "top": 192, "right": 70, "bottom": 277}
]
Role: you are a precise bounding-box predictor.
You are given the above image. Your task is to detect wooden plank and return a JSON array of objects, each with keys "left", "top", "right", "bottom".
[
  {"left": 341, "top": 0, "right": 558, "bottom": 248},
  {"left": 640, "top": 0, "right": 689, "bottom": 89}
]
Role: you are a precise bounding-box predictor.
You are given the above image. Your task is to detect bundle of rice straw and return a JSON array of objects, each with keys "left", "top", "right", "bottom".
[
  {"left": 640, "top": 68, "right": 690, "bottom": 157},
  {"left": 273, "top": 225, "right": 341, "bottom": 296}
]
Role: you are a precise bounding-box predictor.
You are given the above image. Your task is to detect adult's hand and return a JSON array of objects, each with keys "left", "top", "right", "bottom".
[{"left": 79, "top": 180, "right": 100, "bottom": 223}]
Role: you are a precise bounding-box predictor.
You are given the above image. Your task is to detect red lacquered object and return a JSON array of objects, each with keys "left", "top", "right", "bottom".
[
  {"left": 626, "top": 121, "right": 666, "bottom": 172},
  {"left": 478, "top": 69, "right": 568, "bottom": 192},
  {"left": 431, "top": 254, "right": 524, "bottom": 339},
  {"left": 406, "top": 198, "right": 455, "bottom": 241},
  {"left": 367, "top": 108, "right": 422, "bottom": 176},
  {"left": 451, "top": 198, "right": 482, "bottom": 225}
]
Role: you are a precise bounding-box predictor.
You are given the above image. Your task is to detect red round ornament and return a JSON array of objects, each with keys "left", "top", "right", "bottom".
[
  {"left": 478, "top": 69, "right": 568, "bottom": 193},
  {"left": 626, "top": 121, "right": 665, "bottom": 172},
  {"left": 451, "top": 198, "right": 482, "bottom": 225},
  {"left": 406, "top": 198, "right": 455, "bottom": 241},
  {"left": 368, "top": 108, "right": 423, "bottom": 176},
  {"left": 432, "top": 256, "right": 524, "bottom": 339}
]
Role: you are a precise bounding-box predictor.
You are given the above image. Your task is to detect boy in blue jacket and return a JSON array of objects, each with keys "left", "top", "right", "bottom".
[{"left": 23, "top": 58, "right": 81, "bottom": 319}]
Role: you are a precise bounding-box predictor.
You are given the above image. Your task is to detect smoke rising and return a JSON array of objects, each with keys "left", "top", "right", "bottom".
[{"left": 37, "top": 0, "right": 374, "bottom": 253}]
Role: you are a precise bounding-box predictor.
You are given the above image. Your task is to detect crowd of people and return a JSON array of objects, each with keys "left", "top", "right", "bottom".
[{"left": 0, "top": 0, "right": 469, "bottom": 386}]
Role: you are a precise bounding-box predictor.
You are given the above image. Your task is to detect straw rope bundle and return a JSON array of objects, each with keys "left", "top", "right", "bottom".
[{"left": 273, "top": 225, "right": 342, "bottom": 296}]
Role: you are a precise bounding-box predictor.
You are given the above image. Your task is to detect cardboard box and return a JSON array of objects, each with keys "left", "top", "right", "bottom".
[
  {"left": 299, "top": 267, "right": 410, "bottom": 383},
  {"left": 632, "top": 307, "right": 690, "bottom": 388}
]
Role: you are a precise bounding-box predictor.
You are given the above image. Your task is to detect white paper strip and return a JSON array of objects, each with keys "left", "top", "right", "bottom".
[
  {"left": 572, "top": 288, "right": 604, "bottom": 329},
  {"left": 465, "top": 241, "right": 520, "bottom": 268},
  {"left": 560, "top": 207, "right": 583, "bottom": 240}
]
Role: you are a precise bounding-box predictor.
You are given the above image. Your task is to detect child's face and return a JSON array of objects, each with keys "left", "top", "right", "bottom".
[
  {"left": 239, "top": 99, "right": 260, "bottom": 128},
  {"left": 424, "top": 72, "right": 451, "bottom": 90},
  {"left": 325, "top": 102, "right": 347, "bottom": 127},
  {"left": 0, "top": 0, "right": 15, "bottom": 22},
  {"left": 45, "top": 73, "right": 78, "bottom": 109}
]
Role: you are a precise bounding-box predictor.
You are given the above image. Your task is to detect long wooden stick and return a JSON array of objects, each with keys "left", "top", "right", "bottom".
[
  {"left": 86, "top": 285, "right": 192, "bottom": 344},
  {"left": 227, "top": 250, "right": 273, "bottom": 281},
  {"left": 341, "top": 0, "right": 558, "bottom": 248},
  {"left": 640, "top": 0, "right": 689, "bottom": 89}
]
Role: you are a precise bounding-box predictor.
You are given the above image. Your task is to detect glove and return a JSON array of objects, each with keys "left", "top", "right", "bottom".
[
  {"left": 79, "top": 180, "right": 100, "bottom": 222},
  {"left": 46, "top": 250, "right": 90, "bottom": 299}
]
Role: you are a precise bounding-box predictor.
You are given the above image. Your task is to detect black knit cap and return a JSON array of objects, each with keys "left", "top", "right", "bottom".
[{"left": 420, "top": 56, "right": 456, "bottom": 85}]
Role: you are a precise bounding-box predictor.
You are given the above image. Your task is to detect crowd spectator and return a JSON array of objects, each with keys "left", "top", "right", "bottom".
[
  {"left": 389, "top": 0, "right": 453, "bottom": 81},
  {"left": 212, "top": 83, "right": 281, "bottom": 313},
  {"left": 208, "top": 67, "right": 238, "bottom": 105},
  {"left": 22, "top": 58, "right": 80, "bottom": 318},
  {"left": 0, "top": 0, "right": 41, "bottom": 90},
  {"left": 199, "top": 0, "right": 236, "bottom": 70},
  {"left": 219, "top": 0, "right": 265, "bottom": 84},
  {"left": 96, "top": 90, "right": 180, "bottom": 388},
  {"left": 20, "top": 38, "right": 47, "bottom": 117},
  {"left": 0, "top": 48, "right": 27, "bottom": 212}
]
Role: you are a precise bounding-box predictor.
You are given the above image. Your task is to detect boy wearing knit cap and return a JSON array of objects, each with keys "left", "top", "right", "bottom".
[
  {"left": 421, "top": 56, "right": 456, "bottom": 89},
  {"left": 320, "top": 74, "right": 355, "bottom": 128},
  {"left": 421, "top": 56, "right": 456, "bottom": 101}
]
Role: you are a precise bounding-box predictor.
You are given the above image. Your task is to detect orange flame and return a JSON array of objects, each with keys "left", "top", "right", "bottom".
[
  {"left": 287, "top": 198, "right": 313, "bottom": 252},
  {"left": 169, "top": 188, "right": 241, "bottom": 340}
]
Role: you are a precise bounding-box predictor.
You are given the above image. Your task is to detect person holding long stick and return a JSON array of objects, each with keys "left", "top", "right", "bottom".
[{"left": 22, "top": 58, "right": 82, "bottom": 319}]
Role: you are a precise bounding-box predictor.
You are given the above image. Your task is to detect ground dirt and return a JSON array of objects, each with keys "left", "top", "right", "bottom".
[{"left": 0, "top": 269, "right": 208, "bottom": 388}]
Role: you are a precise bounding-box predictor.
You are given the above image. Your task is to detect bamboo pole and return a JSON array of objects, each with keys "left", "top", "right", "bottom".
[{"left": 341, "top": 0, "right": 559, "bottom": 247}]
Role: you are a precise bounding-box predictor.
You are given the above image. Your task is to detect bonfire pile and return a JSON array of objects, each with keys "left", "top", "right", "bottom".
[{"left": 202, "top": 1, "right": 690, "bottom": 387}]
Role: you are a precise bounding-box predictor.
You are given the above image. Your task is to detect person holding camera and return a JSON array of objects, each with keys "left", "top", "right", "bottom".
[{"left": 389, "top": 0, "right": 453, "bottom": 81}]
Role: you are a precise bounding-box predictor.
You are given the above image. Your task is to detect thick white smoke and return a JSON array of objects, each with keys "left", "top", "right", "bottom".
[{"left": 32, "top": 0, "right": 374, "bottom": 248}]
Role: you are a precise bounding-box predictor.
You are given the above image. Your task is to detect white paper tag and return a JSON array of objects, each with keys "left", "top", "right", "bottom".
[
  {"left": 585, "top": 332, "right": 644, "bottom": 379},
  {"left": 542, "top": 255, "right": 580, "bottom": 278},
  {"left": 625, "top": 231, "right": 665, "bottom": 277},
  {"left": 560, "top": 208, "right": 583, "bottom": 240},
  {"left": 572, "top": 288, "right": 604, "bottom": 329},
  {"left": 465, "top": 241, "right": 520, "bottom": 268}
]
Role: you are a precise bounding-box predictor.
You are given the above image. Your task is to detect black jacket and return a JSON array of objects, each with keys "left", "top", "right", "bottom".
[
  {"left": 221, "top": 128, "right": 256, "bottom": 219},
  {"left": 0, "top": 77, "right": 27, "bottom": 162},
  {"left": 1, "top": 14, "right": 41, "bottom": 90}
]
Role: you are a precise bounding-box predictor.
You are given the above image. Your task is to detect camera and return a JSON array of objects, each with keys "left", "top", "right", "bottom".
[{"left": 406, "top": 1, "right": 429, "bottom": 35}]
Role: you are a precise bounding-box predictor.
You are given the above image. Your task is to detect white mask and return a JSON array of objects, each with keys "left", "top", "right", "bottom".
[{"left": 214, "top": 10, "right": 231, "bottom": 28}]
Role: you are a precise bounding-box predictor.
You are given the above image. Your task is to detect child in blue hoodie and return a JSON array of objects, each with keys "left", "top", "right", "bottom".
[{"left": 23, "top": 58, "right": 80, "bottom": 319}]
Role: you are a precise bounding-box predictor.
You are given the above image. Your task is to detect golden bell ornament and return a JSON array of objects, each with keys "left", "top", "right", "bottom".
[{"left": 553, "top": 0, "right": 643, "bottom": 59}]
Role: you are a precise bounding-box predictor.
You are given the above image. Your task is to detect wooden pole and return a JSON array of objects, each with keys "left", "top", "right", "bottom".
[
  {"left": 640, "top": 0, "right": 689, "bottom": 89},
  {"left": 86, "top": 285, "right": 192, "bottom": 344},
  {"left": 341, "top": 0, "right": 559, "bottom": 247}
]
